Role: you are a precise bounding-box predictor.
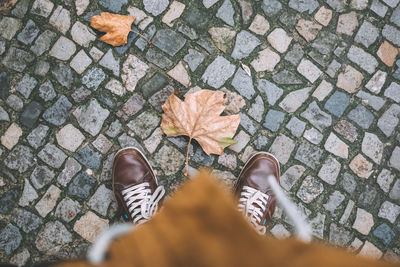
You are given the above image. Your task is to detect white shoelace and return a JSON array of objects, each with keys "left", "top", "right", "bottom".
[
  {"left": 121, "top": 182, "right": 165, "bottom": 225},
  {"left": 238, "top": 186, "right": 269, "bottom": 235}
]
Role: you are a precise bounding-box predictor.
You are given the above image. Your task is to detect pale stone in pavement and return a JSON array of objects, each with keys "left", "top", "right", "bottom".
[
  {"left": 71, "top": 21, "right": 96, "bottom": 47},
  {"left": 0, "top": 17, "right": 21, "bottom": 40},
  {"left": 239, "top": 145, "right": 256, "bottom": 163},
  {"left": 324, "top": 133, "right": 348, "bottom": 159},
  {"left": 249, "top": 14, "right": 270, "bottom": 35},
  {"left": 1, "top": 123, "right": 22, "bottom": 150},
  {"left": 251, "top": 48, "right": 280, "bottom": 72},
  {"left": 31, "top": 0, "right": 54, "bottom": 17},
  {"left": 297, "top": 59, "right": 322, "bottom": 83},
  {"left": 154, "top": 145, "right": 185, "bottom": 175},
  {"left": 336, "top": 65, "right": 363, "bottom": 93},
  {"left": 279, "top": 87, "right": 312, "bottom": 113},
  {"left": 92, "top": 134, "right": 113, "bottom": 154},
  {"left": 280, "top": 165, "right": 306, "bottom": 191},
  {"left": 378, "top": 201, "right": 400, "bottom": 223},
  {"left": 35, "top": 221, "right": 72, "bottom": 254},
  {"left": 208, "top": 27, "right": 236, "bottom": 53},
  {"left": 35, "top": 185, "right": 61, "bottom": 217},
  {"left": 318, "top": 156, "right": 341, "bottom": 185},
  {"left": 89, "top": 47, "right": 104, "bottom": 62},
  {"left": 267, "top": 28, "right": 292, "bottom": 53},
  {"left": 352, "top": 208, "right": 374, "bottom": 235},
  {"left": 296, "top": 175, "right": 324, "bottom": 204},
  {"left": 49, "top": 36, "right": 76, "bottom": 61},
  {"left": 269, "top": 134, "right": 295, "bottom": 164},
  {"left": 128, "top": 6, "right": 154, "bottom": 30},
  {"left": 349, "top": 238, "right": 363, "bottom": 252},
  {"left": 167, "top": 61, "right": 191, "bottom": 87},
  {"left": 49, "top": 6, "right": 71, "bottom": 34},
  {"left": 337, "top": 12, "right": 359, "bottom": 36},
  {"left": 88, "top": 185, "right": 114, "bottom": 216},
  {"left": 358, "top": 241, "right": 383, "bottom": 260},
  {"left": 229, "top": 130, "right": 250, "bottom": 153},
  {"left": 57, "top": 157, "right": 82, "bottom": 187},
  {"left": 144, "top": 128, "right": 163, "bottom": 154},
  {"left": 351, "top": 0, "right": 369, "bottom": 9},
  {"left": 10, "top": 249, "right": 30, "bottom": 267},
  {"left": 73, "top": 211, "right": 109, "bottom": 243},
  {"left": 221, "top": 88, "right": 246, "bottom": 115},
  {"left": 349, "top": 154, "right": 373, "bottom": 178},
  {"left": 56, "top": 124, "right": 85, "bottom": 152},
  {"left": 312, "top": 80, "right": 333, "bottom": 101},
  {"left": 377, "top": 169, "right": 395, "bottom": 193},
  {"left": 162, "top": 1, "right": 185, "bottom": 27},
  {"left": 366, "top": 70, "right": 387, "bottom": 94},
  {"left": 314, "top": 6, "right": 332, "bottom": 26},
  {"left": 122, "top": 55, "right": 149, "bottom": 92},
  {"left": 218, "top": 152, "right": 237, "bottom": 170},
  {"left": 76, "top": 0, "right": 89, "bottom": 15},
  {"left": 19, "top": 179, "right": 38, "bottom": 207},
  {"left": 361, "top": 132, "right": 383, "bottom": 164},
  {"left": 303, "top": 128, "right": 323, "bottom": 144},
  {"left": 70, "top": 50, "right": 92, "bottom": 74},
  {"left": 203, "top": 0, "right": 220, "bottom": 8},
  {"left": 377, "top": 40, "right": 399, "bottom": 67},
  {"left": 73, "top": 98, "right": 110, "bottom": 136},
  {"left": 105, "top": 79, "right": 125, "bottom": 96},
  {"left": 296, "top": 19, "right": 322, "bottom": 42},
  {"left": 271, "top": 224, "right": 291, "bottom": 239}
]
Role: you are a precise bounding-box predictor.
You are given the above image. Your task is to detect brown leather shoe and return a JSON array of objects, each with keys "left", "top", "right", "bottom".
[
  {"left": 112, "top": 147, "right": 165, "bottom": 224},
  {"left": 234, "top": 152, "right": 280, "bottom": 234}
]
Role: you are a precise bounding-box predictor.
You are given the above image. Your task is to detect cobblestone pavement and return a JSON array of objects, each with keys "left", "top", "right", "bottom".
[{"left": 1, "top": 0, "right": 400, "bottom": 265}]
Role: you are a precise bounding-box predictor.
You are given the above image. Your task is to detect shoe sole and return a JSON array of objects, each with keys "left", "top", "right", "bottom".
[{"left": 234, "top": 151, "right": 281, "bottom": 192}]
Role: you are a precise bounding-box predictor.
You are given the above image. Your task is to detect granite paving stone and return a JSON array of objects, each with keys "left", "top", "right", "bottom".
[
  {"left": 303, "top": 127, "right": 323, "bottom": 145},
  {"left": 301, "top": 101, "right": 332, "bottom": 131},
  {"left": 295, "top": 141, "right": 324, "bottom": 169},
  {"left": 355, "top": 21, "right": 379, "bottom": 48},
  {"left": 0, "top": 224, "right": 22, "bottom": 255},
  {"left": 35, "top": 221, "right": 72, "bottom": 254},
  {"left": 324, "top": 91, "right": 350, "bottom": 117},
  {"left": 67, "top": 171, "right": 97, "bottom": 199},
  {"left": 348, "top": 104, "right": 374, "bottom": 129},
  {"left": 38, "top": 143, "right": 67, "bottom": 169},
  {"left": 55, "top": 197, "right": 81, "bottom": 222},
  {"left": 42, "top": 95, "right": 73, "bottom": 126},
  {"left": 379, "top": 201, "right": 400, "bottom": 223},
  {"left": 231, "top": 30, "right": 261, "bottom": 59},
  {"left": 347, "top": 45, "right": 378, "bottom": 74},
  {"left": 153, "top": 29, "right": 186, "bottom": 57},
  {"left": 17, "top": 19, "right": 40, "bottom": 45}
]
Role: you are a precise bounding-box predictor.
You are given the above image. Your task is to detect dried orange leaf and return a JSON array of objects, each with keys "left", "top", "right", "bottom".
[
  {"left": 161, "top": 90, "right": 240, "bottom": 175},
  {"left": 90, "top": 12, "right": 135, "bottom": 47}
]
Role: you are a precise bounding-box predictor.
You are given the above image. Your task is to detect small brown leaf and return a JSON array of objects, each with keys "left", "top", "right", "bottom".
[
  {"left": 161, "top": 90, "right": 240, "bottom": 175},
  {"left": 90, "top": 12, "right": 135, "bottom": 47}
]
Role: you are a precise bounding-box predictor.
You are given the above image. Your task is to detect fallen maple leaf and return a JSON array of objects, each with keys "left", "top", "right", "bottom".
[
  {"left": 90, "top": 12, "right": 152, "bottom": 47},
  {"left": 161, "top": 89, "right": 240, "bottom": 176}
]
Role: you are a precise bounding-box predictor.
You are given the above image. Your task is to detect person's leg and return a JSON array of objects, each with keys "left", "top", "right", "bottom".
[
  {"left": 56, "top": 168, "right": 397, "bottom": 267},
  {"left": 112, "top": 147, "right": 165, "bottom": 225}
]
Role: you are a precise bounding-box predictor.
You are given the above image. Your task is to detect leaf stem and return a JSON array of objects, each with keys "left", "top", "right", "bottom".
[
  {"left": 184, "top": 137, "right": 192, "bottom": 176},
  {"left": 130, "top": 29, "right": 152, "bottom": 45}
]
